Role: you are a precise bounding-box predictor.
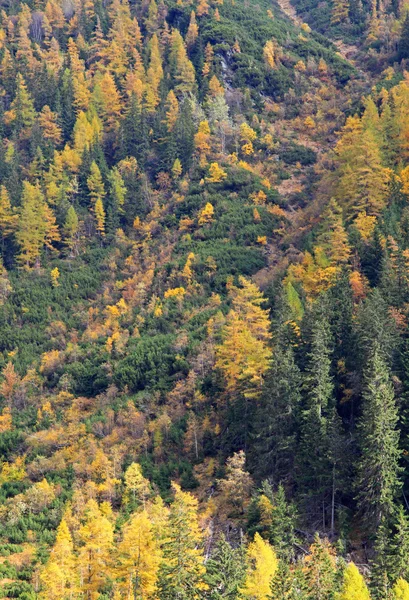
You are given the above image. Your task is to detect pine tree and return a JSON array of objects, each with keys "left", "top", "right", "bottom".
[
  {"left": 251, "top": 345, "right": 300, "bottom": 483},
  {"left": 296, "top": 311, "right": 336, "bottom": 525},
  {"left": 399, "top": 14, "right": 409, "bottom": 60},
  {"left": 356, "top": 343, "right": 401, "bottom": 531}
]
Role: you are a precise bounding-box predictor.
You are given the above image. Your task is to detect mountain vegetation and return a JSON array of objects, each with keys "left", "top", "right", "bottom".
[{"left": 1, "top": 0, "right": 409, "bottom": 596}]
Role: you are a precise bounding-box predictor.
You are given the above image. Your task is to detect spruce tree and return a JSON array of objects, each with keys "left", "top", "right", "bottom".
[
  {"left": 204, "top": 535, "right": 246, "bottom": 599},
  {"left": 251, "top": 344, "right": 300, "bottom": 483},
  {"left": 356, "top": 344, "right": 401, "bottom": 532}
]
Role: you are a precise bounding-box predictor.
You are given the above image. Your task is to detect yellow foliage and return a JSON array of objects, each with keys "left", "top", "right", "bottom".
[
  {"left": 0, "top": 456, "right": 26, "bottom": 484},
  {"left": 207, "top": 162, "right": 227, "bottom": 183},
  {"left": 338, "top": 563, "right": 371, "bottom": 600},
  {"left": 198, "top": 202, "right": 215, "bottom": 225},
  {"left": 50, "top": 267, "right": 60, "bottom": 287},
  {"left": 393, "top": 578, "right": 409, "bottom": 599},
  {"left": 117, "top": 511, "right": 162, "bottom": 598},
  {"left": 240, "top": 533, "right": 278, "bottom": 599},
  {"left": 304, "top": 116, "right": 315, "bottom": 129},
  {"left": 164, "top": 287, "right": 186, "bottom": 299},
  {"left": 0, "top": 407, "right": 12, "bottom": 433},
  {"left": 354, "top": 212, "right": 377, "bottom": 240}
]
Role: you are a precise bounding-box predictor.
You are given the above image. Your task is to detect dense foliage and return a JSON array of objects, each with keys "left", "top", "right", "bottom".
[{"left": 2, "top": 0, "right": 409, "bottom": 596}]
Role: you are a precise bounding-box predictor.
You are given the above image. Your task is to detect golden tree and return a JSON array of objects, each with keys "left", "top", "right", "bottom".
[{"left": 117, "top": 511, "right": 162, "bottom": 599}]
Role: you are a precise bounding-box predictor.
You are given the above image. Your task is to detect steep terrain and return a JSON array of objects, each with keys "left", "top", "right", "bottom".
[{"left": 0, "top": 0, "right": 409, "bottom": 597}]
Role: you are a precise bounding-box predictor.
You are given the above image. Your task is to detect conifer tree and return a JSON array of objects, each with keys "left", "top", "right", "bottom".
[
  {"left": 78, "top": 499, "right": 114, "bottom": 598},
  {"left": 356, "top": 343, "right": 401, "bottom": 531},
  {"left": 117, "top": 510, "right": 162, "bottom": 599},
  {"left": 0, "top": 185, "right": 17, "bottom": 248},
  {"left": 16, "top": 182, "right": 58, "bottom": 268},
  {"left": 204, "top": 535, "right": 246, "bottom": 599},
  {"left": 302, "top": 535, "right": 339, "bottom": 599},
  {"left": 252, "top": 344, "right": 300, "bottom": 483},
  {"left": 63, "top": 205, "right": 79, "bottom": 255},
  {"left": 296, "top": 311, "right": 337, "bottom": 524},
  {"left": 40, "top": 519, "right": 78, "bottom": 599},
  {"left": 338, "top": 563, "right": 371, "bottom": 600},
  {"left": 240, "top": 533, "right": 278, "bottom": 600},
  {"left": 5, "top": 73, "right": 36, "bottom": 141},
  {"left": 158, "top": 483, "right": 206, "bottom": 599}
]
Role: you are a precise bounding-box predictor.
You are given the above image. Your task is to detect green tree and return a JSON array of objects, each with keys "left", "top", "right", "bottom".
[
  {"left": 204, "top": 535, "right": 246, "bottom": 599},
  {"left": 356, "top": 343, "right": 401, "bottom": 531}
]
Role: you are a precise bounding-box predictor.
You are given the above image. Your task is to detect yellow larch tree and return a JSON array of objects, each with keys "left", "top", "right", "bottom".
[
  {"left": 186, "top": 11, "right": 199, "bottom": 47},
  {"left": 170, "top": 28, "right": 196, "bottom": 94},
  {"left": 123, "top": 462, "right": 151, "bottom": 506},
  {"left": 207, "top": 162, "right": 227, "bottom": 183},
  {"left": 394, "top": 578, "right": 409, "bottom": 599},
  {"left": 87, "top": 161, "right": 106, "bottom": 236},
  {"left": 216, "top": 277, "right": 272, "bottom": 397},
  {"left": 146, "top": 33, "right": 163, "bottom": 109},
  {"left": 117, "top": 510, "right": 162, "bottom": 599},
  {"left": 240, "top": 122, "right": 257, "bottom": 155},
  {"left": 39, "top": 519, "right": 78, "bottom": 599},
  {"left": 38, "top": 105, "right": 62, "bottom": 146},
  {"left": 198, "top": 202, "right": 215, "bottom": 225},
  {"left": 240, "top": 533, "right": 278, "bottom": 600},
  {"left": 195, "top": 120, "right": 211, "bottom": 166},
  {"left": 338, "top": 563, "right": 371, "bottom": 600},
  {"left": 165, "top": 90, "right": 179, "bottom": 132},
  {"left": 0, "top": 186, "right": 17, "bottom": 245},
  {"left": 93, "top": 71, "right": 122, "bottom": 133},
  {"left": 16, "top": 182, "right": 59, "bottom": 268},
  {"left": 78, "top": 499, "right": 114, "bottom": 599}
]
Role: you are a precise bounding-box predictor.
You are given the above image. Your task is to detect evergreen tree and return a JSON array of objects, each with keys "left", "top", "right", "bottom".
[
  {"left": 251, "top": 344, "right": 300, "bottom": 483},
  {"left": 356, "top": 344, "right": 401, "bottom": 532},
  {"left": 158, "top": 483, "right": 206, "bottom": 599},
  {"left": 204, "top": 535, "right": 246, "bottom": 599},
  {"left": 399, "top": 14, "right": 409, "bottom": 61}
]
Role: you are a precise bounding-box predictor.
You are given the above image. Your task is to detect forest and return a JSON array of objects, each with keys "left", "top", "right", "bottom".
[{"left": 1, "top": 0, "right": 409, "bottom": 596}]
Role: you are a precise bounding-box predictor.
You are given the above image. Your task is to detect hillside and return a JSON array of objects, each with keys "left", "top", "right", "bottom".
[{"left": 1, "top": 0, "right": 409, "bottom": 597}]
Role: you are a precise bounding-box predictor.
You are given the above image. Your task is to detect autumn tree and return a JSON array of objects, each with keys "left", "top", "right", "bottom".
[
  {"left": 40, "top": 519, "right": 78, "bottom": 599},
  {"left": 338, "top": 563, "right": 371, "bottom": 600},
  {"left": 117, "top": 510, "right": 162, "bottom": 599},
  {"left": 16, "top": 182, "right": 59, "bottom": 268},
  {"left": 216, "top": 277, "right": 272, "bottom": 398},
  {"left": 240, "top": 533, "right": 278, "bottom": 599},
  {"left": 78, "top": 499, "right": 114, "bottom": 598},
  {"left": 218, "top": 451, "right": 253, "bottom": 515}
]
